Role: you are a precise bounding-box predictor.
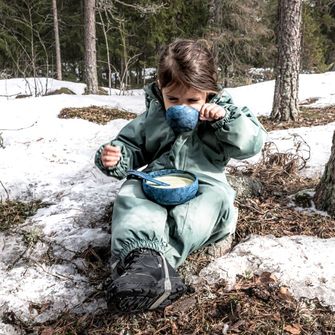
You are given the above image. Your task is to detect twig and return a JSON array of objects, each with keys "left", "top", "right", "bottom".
[
  {"left": 0, "top": 180, "right": 9, "bottom": 200},
  {"left": 0, "top": 120, "right": 37, "bottom": 131},
  {"left": 6, "top": 246, "right": 29, "bottom": 271}
]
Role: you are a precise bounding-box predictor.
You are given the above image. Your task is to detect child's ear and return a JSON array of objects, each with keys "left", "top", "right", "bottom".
[{"left": 157, "top": 80, "right": 161, "bottom": 89}]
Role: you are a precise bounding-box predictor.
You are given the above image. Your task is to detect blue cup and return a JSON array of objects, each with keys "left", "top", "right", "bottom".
[{"left": 166, "top": 105, "right": 199, "bottom": 133}]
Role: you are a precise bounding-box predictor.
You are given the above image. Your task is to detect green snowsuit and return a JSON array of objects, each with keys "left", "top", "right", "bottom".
[{"left": 95, "top": 82, "right": 266, "bottom": 268}]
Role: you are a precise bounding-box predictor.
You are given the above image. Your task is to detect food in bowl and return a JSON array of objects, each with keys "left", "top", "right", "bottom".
[
  {"left": 146, "top": 175, "right": 194, "bottom": 188},
  {"left": 142, "top": 169, "right": 199, "bottom": 206}
]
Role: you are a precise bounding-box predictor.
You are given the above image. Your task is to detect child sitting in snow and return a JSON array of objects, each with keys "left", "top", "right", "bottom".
[{"left": 95, "top": 38, "right": 266, "bottom": 313}]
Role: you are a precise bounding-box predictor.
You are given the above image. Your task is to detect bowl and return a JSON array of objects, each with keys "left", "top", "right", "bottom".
[
  {"left": 166, "top": 105, "right": 199, "bottom": 133},
  {"left": 142, "top": 169, "right": 199, "bottom": 206}
]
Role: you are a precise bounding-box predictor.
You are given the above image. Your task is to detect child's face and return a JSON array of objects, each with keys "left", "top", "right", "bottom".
[{"left": 161, "top": 85, "right": 207, "bottom": 111}]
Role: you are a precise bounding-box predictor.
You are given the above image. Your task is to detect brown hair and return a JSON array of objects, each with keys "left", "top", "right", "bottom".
[{"left": 157, "top": 39, "right": 219, "bottom": 94}]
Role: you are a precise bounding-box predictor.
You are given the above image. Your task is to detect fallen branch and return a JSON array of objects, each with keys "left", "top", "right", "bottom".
[
  {"left": 0, "top": 132, "right": 4, "bottom": 148},
  {"left": 0, "top": 121, "right": 38, "bottom": 131},
  {"left": 0, "top": 93, "right": 20, "bottom": 98}
]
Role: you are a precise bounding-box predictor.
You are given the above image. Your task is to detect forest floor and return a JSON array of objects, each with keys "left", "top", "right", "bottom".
[{"left": 2, "top": 105, "right": 335, "bottom": 335}]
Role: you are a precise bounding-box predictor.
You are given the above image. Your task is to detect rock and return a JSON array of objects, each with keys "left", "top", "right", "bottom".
[{"left": 227, "top": 174, "right": 263, "bottom": 199}]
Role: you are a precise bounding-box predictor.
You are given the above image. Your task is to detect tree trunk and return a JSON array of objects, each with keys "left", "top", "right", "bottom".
[
  {"left": 314, "top": 131, "right": 335, "bottom": 218},
  {"left": 97, "top": 9, "right": 112, "bottom": 95},
  {"left": 84, "top": 0, "right": 99, "bottom": 94},
  {"left": 52, "top": 0, "right": 62, "bottom": 80},
  {"left": 271, "top": 0, "right": 302, "bottom": 121}
]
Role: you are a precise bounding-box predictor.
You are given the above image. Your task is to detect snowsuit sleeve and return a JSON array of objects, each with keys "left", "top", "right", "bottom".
[
  {"left": 94, "top": 111, "right": 149, "bottom": 179},
  {"left": 95, "top": 86, "right": 170, "bottom": 179},
  {"left": 205, "top": 89, "right": 267, "bottom": 160}
]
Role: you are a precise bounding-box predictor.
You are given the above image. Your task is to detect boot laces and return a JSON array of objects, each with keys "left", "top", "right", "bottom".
[{"left": 123, "top": 248, "right": 152, "bottom": 271}]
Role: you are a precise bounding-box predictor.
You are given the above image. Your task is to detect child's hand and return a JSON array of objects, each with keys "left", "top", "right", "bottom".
[
  {"left": 101, "top": 145, "right": 121, "bottom": 168},
  {"left": 199, "top": 103, "right": 226, "bottom": 121}
]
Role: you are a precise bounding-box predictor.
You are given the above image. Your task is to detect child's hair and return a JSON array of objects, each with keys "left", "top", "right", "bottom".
[{"left": 157, "top": 39, "right": 219, "bottom": 94}]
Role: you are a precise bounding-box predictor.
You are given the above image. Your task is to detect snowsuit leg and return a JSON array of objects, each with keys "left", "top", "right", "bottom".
[
  {"left": 111, "top": 180, "right": 236, "bottom": 268},
  {"left": 111, "top": 179, "right": 169, "bottom": 261},
  {"left": 164, "top": 183, "right": 236, "bottom": 268}
]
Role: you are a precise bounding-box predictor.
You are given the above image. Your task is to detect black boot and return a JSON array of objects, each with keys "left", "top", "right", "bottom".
[{"left": 106, "top": 248, "right": 187, "bottom": 313}]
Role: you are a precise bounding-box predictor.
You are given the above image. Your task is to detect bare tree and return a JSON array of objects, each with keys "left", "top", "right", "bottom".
[
  {"left": 84, "top": 0, "right": 99, "bottom": 94},
  {"left": 271, "top": 0, "right": 303, "bottom": 121},
  {"left": 97, "top": 7, "right": 113, "bottom": 94},
  {"left": 96, "top": 0, "right": 164, "bottom": 94},
  {"left": 206, "top": 0, "right": 221, "bottom": 63},
  {"left": 1, "top": 0, "right": 50, "bottom": 96},
  {"left": 52, "top": 0, "right": 62, "bottom": 80},
  {"left": 314, "top": 131, "right": 335, "bottom": 218}
]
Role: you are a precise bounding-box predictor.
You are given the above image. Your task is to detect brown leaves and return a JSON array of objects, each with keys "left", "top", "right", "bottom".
[
  {"left": 31, "top": 272, "right": 335, "bottom": 335},
  {"left": 278, "top": 286, "right": 294, "bottom": 301},
  {"left": 284, "top": 323, "right": 302, "bottom": 334}
]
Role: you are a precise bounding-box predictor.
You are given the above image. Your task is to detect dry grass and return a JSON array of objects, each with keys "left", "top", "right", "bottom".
[{"left": 259, "top": 105, "right": 335, "bottom": 132}]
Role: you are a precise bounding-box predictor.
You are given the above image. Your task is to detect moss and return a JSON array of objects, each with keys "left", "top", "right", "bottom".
[
  {"left": 58, "top": 105, "right": 137, "bottom": 124},
  {"left": 0, "top": 200, "right": 44, "bottom": 231}
]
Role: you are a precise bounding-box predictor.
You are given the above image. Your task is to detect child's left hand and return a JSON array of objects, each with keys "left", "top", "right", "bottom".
[{"left": 199, "top": 103, "right": 226, "bottom": 121}]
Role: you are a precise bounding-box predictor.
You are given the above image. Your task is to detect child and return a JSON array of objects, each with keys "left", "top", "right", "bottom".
[{"left": 95, "top": 39, "right": 266, "bottom": 313}]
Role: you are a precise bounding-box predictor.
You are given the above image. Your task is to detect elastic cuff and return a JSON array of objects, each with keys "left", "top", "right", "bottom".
[
  {"left": 106, "top": 159, "right": 125, "bottom": 178},
  {"left": 117, "top": 239, "right": 168, "bottom": 261},
  {"left": 211, "top": 108, "right": 231, "bottom": 130}
]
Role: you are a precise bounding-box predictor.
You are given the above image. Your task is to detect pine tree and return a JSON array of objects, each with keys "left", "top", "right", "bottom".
[
  {"left": 314, "top": 131, "right": 335, "bottom": 218},
  {"left": 84, "top": 0, "right": 98, "bottom": 94},
  {"left": 271, "top": 0, "right": 303, "bottom": 121},
  {"left": 205, "top": 0, "right": 275, "bottom": 86}
]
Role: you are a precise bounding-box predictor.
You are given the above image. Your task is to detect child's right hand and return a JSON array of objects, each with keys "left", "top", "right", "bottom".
[{"left": 101, "top": 145, "right": 122, "bottom": 168}]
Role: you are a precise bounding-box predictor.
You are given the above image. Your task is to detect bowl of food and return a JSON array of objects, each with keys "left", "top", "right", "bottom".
[
  {"left": 165, "top": 105, "right": 199, "bottom": 133},
  {"left": 130, "top": 169, "right": 199, "bottom": 206}
]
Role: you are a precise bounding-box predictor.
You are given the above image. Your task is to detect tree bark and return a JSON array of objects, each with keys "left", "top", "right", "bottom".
[
  {"left": 52, "top": 0, "right": 62, "bottom": 80},
  {"left": 314, "top": 131, "right": 335, "bottom": 218},
  {"left": 84, "top": 0, "right": 99, "bottom": 94},
  {"left": 271, "top": 0, "right": 302, "bottom": 121}
]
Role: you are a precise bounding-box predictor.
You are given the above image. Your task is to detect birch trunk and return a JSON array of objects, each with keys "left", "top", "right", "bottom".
[{"left": 52, "top": 0, "right": 62, "bottom": 80}]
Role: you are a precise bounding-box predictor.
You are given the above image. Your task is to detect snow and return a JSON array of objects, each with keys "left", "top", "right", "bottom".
[
  {"left": 200, "top": 235, "right": 335, "bottom": 309},
  {"left": 0, "top": 73, "right": 334, "bottom": 332}
]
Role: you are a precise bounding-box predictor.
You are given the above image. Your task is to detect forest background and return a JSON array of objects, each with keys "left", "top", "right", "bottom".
[{"left": 0, "top": 0, "right": 334, "bottom": 91}]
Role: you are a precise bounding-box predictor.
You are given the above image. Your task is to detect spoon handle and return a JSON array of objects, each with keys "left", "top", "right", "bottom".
[{"left": 127, "top": 170, "right": 170, "bottom": 186}]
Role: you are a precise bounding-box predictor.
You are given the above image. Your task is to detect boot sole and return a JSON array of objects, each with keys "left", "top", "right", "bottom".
[{"left": 107, "top": 279, "right": 187, "bottom": 313}]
